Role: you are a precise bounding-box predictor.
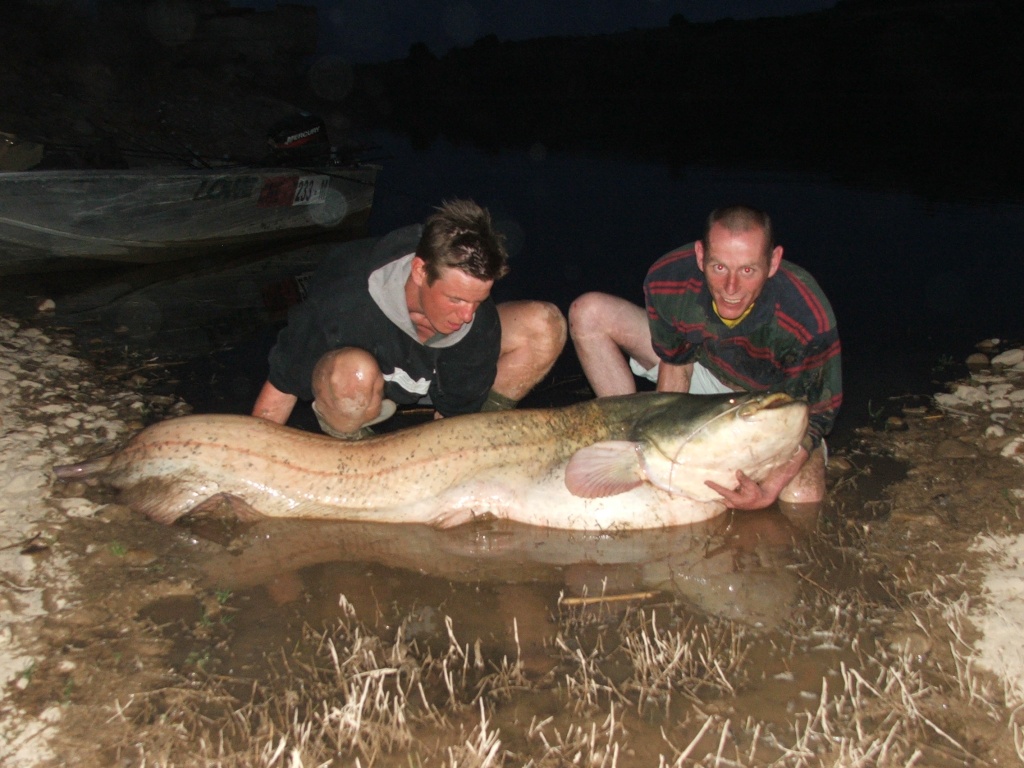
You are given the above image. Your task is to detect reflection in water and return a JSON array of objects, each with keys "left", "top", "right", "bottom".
[
  {"left": 46, "top": 241, "right": 333, "bottom": 355},
  {"left": 135, "top": 494, "right": 903, "bottom": 763},
  {"left": 194, "top": 508, "right": 815, "bottom": 674}
]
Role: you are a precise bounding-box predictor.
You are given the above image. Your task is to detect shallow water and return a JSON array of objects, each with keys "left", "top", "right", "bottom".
[
  {"left": 200, "top": 512, "right": 807, "bottom": 628},
  {"left": 128, "top": 500, "right": 909, "bottom": 764}
]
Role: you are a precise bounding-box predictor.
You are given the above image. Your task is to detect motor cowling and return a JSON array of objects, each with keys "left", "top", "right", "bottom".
[{"left": 265, "top": 112, "right": 330, "bottom": 165}]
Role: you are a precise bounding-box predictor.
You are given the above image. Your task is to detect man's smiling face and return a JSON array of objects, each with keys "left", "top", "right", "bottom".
[{"left": 695, "top": 222, "right": 783, "bottom": 321}]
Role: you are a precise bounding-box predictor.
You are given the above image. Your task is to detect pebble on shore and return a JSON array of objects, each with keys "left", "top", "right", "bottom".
[{"left": 933, "top": 344, "right": 1024, "bottom": 466}]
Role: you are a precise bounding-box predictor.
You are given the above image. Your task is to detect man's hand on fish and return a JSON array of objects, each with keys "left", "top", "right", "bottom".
[{"left": 705, "top": 446, "right": 809, "bottom": 511}]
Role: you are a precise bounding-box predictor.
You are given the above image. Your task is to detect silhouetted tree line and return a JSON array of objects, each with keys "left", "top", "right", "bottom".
[{"left": 340, "top": 0, "right": 1024, "bottom": 200}]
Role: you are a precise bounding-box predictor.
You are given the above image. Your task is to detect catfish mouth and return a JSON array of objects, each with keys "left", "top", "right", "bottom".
[
  {"left": 649, "top": 392, "right": 804, "bottom": 496},
  {"left": 737, "top": 392, "right": 797, "bottom": 419}
]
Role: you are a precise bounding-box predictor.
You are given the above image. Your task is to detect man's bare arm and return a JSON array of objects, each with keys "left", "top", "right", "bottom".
[{"left": 251, "top": 380, "right": 298, "bottom": 424}]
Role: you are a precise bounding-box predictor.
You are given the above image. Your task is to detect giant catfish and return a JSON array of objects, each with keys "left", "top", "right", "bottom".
[{"left": 54, "top": 391, "right": 808, "bottom": 530}]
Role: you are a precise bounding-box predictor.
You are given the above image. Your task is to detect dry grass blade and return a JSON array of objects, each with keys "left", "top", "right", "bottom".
[
  {"left": 621, "top": 611, "right": 749, "bottom": 714},
  {"left": 526, "top": 703, "right": 627, "bottom": 767},
  {"left": 444, "top": 700, "right": 503, "bottom": 768}
]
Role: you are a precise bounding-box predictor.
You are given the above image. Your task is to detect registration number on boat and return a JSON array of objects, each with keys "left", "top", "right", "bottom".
[{"left": 257, "top": 175, "right": 330, "bottom": 207}]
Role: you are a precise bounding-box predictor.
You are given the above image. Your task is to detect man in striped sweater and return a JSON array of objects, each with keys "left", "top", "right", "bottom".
[{"left": 569, "top": 205, "right": 841, "bottom": 511}]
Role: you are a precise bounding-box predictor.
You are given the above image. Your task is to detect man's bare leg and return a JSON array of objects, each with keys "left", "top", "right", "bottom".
[
  {"left": 777, "top": 443, "right": 827, "bottom": 529},
  {"left": 568, "top": 292, "right": 657, "bottom": 396},
  {"left": 778, "top": 443, "right": 826, "bottom": 504},
  {"left": 493, "top": 300, "right": 567, "bottom": 402}
]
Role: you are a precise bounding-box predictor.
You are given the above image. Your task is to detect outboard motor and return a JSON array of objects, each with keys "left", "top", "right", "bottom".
[{"left": 265, "top": 112, "right": 331, "bottom": 165}]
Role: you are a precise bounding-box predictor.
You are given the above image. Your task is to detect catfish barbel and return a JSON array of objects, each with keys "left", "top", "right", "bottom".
[{"left": 53, "top": 391, "right": 808, "bottom": 530}]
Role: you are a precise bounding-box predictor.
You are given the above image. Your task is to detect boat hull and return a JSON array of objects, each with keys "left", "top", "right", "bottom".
[{"left": 0, "top": 164, "right": 378, "bottom": 274}]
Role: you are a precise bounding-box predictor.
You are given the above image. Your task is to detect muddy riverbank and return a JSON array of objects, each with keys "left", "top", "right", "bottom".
[{"left": 2, "top": 311, "right": 1024, "bottom": 765}]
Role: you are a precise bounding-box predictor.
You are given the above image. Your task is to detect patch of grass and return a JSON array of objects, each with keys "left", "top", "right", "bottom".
[
  {"left": 932, "top": 353, "right": 957, "bottom": 376},
  {"left": 184, "top": 650, "right": 210, "bottom": 670}
]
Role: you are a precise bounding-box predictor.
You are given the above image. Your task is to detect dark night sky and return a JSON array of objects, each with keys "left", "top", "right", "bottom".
[{"left": 234, "top": 0, "right": 839, "bottom": 62}]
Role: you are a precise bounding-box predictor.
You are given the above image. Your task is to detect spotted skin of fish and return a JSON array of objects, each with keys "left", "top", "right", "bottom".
[{"left": 53, "top": 392, "right": 808, "bottom": 530}]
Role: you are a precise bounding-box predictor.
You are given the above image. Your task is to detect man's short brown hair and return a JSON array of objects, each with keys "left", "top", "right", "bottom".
[
  {"left": 416, "top": 199, "right": 510, "bottom": 284},
  {"left": 703, "top": 204, "right": 775, "bottom": 260}
]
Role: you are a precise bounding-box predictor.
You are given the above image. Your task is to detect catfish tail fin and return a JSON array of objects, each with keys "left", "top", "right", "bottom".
[{"left": 53, "top": 455, "right": 114, "bottom": 481}]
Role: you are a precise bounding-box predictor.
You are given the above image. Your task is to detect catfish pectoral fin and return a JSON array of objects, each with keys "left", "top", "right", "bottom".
[
  {"left": 564, "top": 441, "right": 644, "bottom": 498},
  {"left": 119, "top": 476, "right": 219, "bottom": 526},
  {"left": 187, "top": 493, "right": 266, "bottom": 523}
]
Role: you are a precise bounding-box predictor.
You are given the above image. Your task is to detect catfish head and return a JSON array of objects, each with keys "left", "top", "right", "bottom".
[{"left": 564, "top": 392, "right": 809, "bottom": 501}]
